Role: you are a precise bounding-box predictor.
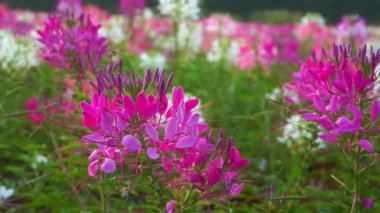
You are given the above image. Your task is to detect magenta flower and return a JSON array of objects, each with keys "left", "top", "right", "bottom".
[
  {"left": 284, "top": 44, "right": 380, "bottom": 154},
  {"left": 357, "top": 139, "right": 374, "bottom": 153},
  {"left": 79, "top": 63, "right": 249, "bottom": 208},
  {"left": 362, "top": 197, "right": 374, "bottom": 209},
  {"left": 26, "top": 97, "right": 44, "bottom": 125},
  {"left": 166, "top": 200, "right": 177, "bottom": 213},
  {"left": 38, "top": 14, "right": 108, "bottom": 73}
]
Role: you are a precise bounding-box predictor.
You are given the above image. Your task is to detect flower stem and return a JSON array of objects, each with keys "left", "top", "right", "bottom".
[
  {"left": 99, "top": 173, "right": 107, "bottom": 213},
  {"left": 350, "top": 150, "right": 360, "bottom": 213}
]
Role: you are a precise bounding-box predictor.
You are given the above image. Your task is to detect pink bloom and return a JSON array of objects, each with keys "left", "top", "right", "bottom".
[
  {"left": 237, "top": 44, "right": 256, "bottom": 71},
  {"left": 38, "top": 15, "right": 108, "bottom": 72},
  {"left": 358, "top": 139, "right": 374, "bottom": 153},
  {"left": 166, "top": 200, "right": 177, "bottom": 213},
  {"left": 78, "top": 66, "right": 249, "bottom": 206},
  {"left": 362, "top": 197, "right": 374, "bottom": 209}
]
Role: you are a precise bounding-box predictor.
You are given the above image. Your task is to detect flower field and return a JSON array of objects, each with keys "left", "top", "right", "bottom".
[{"left": 1, "top": 0, "right": 380, "bottom": 212}]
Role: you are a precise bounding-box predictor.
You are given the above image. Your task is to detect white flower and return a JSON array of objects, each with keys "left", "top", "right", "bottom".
[
  {"left": 278, "top": 114, "right": 325, "bottom": 150},
  {"left": 139, "top": 52, "right": 167, "bottom": 69},
  {"left": 283, "top": 87, "right": 300, "bottom": 104},
  {"left": 206, "top": 40, "right": 222, "bottom": 62},
  {"left": 143, "top": 8, "right": 154, "bottom": 19},
  {"left": 226, "top": 41, "right": 240, "bottom": 65},
  {"left": 301, "top": 13, "right": 325, "bottom": 26},
  {"left": 158, "top": 0, "right": 200, "bottom": 20},
  {"left": 258, "top": 158, "right": 267, "bottom": 171},
  {"left": 0, "top": 30, "right": 40, "bottom": 71},
  {"left": 176, "top": 22, "right": 202, "bottom": 53},
  {"left": 98, "top": 16, "right": 126, "bottom": 44},
  {"left": 0, "top": 185, "right": 14, "bottom": 202},
  {"left": 265, "top": 88, "right": 281, "bottom": 101},
  {"left": 32, "top": 154, "right": 48, "bottom": 169}
]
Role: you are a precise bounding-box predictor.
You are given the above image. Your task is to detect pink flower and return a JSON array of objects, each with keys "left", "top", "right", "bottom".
[
  {"left": 166, "top": 200, "right": 177, "bottom": 213},
  {"left": 362, "top": 197, "right": 374, "bottom": 209},
  {"left": 284, "top": 44, "right": 380, "bottom": 152},
  {"left": 237, "top": 44, "right": 256, "bottom": 71},
  {"left": 79, "top": 66, "right": 249, "bottom": 207},
  {"left": 38, "top": 15, "right": 108, "bottom": 72},
  {"left": 26, "top": 97, "right": 44, "bottom": 125},
  {"left": 358, "top": 139, "right": 374, "bottom": 153}
]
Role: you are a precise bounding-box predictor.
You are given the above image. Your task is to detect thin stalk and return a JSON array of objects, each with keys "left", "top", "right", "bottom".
[
  {"left": 350, "top": 150, "right": 360, "bottom": 213},
  {"left": 99, "top": 173, "right": 107, "bottom": 213}
]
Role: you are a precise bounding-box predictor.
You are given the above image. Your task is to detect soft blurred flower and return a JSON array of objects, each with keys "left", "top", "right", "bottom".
[
  {"left": 158, "top": 0, "right": 200, "bottom": 20},
  {"left": 0, "top": 185, "right": 14, "bottom": 202},
  {"left": 362, "top": 197, "right": 374, "bottom": 209},
  {"left": 31, "top": 155, "right": 49, "bottom": 169},
  {"left": 0, "top": 30, "right": 40, "bottom": 71},
  {"left": 139, "top": 52, "right": 167, "bottom": 69}
]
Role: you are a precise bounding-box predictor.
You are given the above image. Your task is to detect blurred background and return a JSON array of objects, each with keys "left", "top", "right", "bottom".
[{"left": 2, "top": 0, "right": 380, "bottom": 23}]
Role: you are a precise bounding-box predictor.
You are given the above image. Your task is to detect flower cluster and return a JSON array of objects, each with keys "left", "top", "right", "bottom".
[
  {"left": 158, "top": 0, "right": 200, "bottom": 20},
  {"left": 0, "top": 30, "right": 40, "bottom": 71},
  {"left": 25, "top": 87, "right": 76, "bottom": 125},
  {"left": 80, "top": 63, "right": 248, "bottom": 208},
  {"left": 336, "top": 15, "right": 367, "bottom": 47},
  {"left": 285, "top": 44, "right": 380, "bottom": 153},
  {"left": 277, "top": 114, "right": 325, "bottom": 151},
  {"left": 38, "top": 14, "right": 108, "bottom": 72}
]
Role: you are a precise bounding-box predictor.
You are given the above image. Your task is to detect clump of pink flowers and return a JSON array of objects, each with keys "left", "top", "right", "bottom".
[
  {"left": 38, "top": 14, "right": 108, "bottom": 73},
  {"left": 286, "top": 44, "right": 380, "bottom": 152},
  {"left": 79, "top": 61, "right": 249, "bottom": 210},
  {"left": 284, "top": 44, "right": 380, "bottom": 210},
  {"left": 25, "top": 93, "right": 76, "bottom": 125}
]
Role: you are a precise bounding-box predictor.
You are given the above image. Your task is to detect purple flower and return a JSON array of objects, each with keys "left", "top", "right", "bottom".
[{"left": 362, "top": 197, "right": 374, "bottom": 209}]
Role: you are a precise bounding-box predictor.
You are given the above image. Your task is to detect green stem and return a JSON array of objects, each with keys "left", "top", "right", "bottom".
[
  {"left": 100, "top": 173, "right": 107, "bottom": 213},
  {"left": 350, "top": 150, "right": 360, "bottom": 213}
]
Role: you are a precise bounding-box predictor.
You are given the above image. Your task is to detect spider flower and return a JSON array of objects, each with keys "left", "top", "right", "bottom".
[
  {"left": 285, "top": 44, "right": 380, "bottom": 153},
  {"left": 79, "top": 62, "right": 248, "bottom": 207},
  {"left": 38, "top": 14, "right": 107, "bottom": 73}
]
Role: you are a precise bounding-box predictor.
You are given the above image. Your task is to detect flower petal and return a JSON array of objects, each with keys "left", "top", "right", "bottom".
[
  {"left": 358, "top": 139, "right": 374, "bottom": 153},
  {"left": 122, "top": 135, "right": 141, "bottom": 151},
  {"left": 175, "top": 136, "right": 196, "bottom": 149},
  {"left": 82, "top": 133, "right": 105, "bottom": 143},
  {"left": 88, "top": 160, "right": 98, "bottom": 176},
  {"left": 101, "top": 158, "right": 116, "bottom": 173},
  {"left": 165, "top": 118, "right": 177, "bottom": 140},
  {"left": 146, "top": 147, "right": 159, "bottom": 160}
]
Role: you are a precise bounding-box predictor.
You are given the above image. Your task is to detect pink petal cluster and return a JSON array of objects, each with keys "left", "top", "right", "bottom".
[
  {"left": 38, "top": 14, "right": 108, "bottom": 72},
  {"left": 25, "top": 91, "right": 76, "bottom": 125},
  {"left": 26, "top": 97, "right": 45, "bottom": 125},
  {"left": 80, "top": 67, "right": 249, "bottom": 204},
  {"left": 285, "top": 44, "right": 380, "bottom": 153},
  {"left": 336, "top": 15, "right": 367, "bottom": 47}
]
